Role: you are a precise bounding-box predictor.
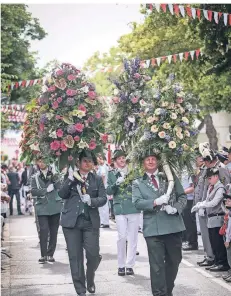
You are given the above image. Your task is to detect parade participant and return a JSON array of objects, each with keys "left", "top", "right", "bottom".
[
  {"left": 59, "top": 150, "right": 107, "bottom": 296},
  {"left": 221, "top": 184, "right": 231, "bottom": 282},
  {"left": 132, "top": 151, "right": 186, "bottom": 296},
  {"left": 192, "top": 168, "right": 229, "bottom": 271},
  {"left": 7, "top": 166, "right": 23, "bottom": 216},
  {"left": 107, "top": 149, "right": 140, "bottom": 276},
  {"left": 21, "top": 163, "right": 33, "bottom": 214},
  {"left": 31, "top": 156, "right": 62, "bottom": 263},
  {"left": 226, "top": 147, "right": 231, "bottom": 174},
  {"left": 96, "top": 153, "right": 110, "bottom": 228}
]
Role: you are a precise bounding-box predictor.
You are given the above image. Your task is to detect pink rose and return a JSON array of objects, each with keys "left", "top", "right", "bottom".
[
  {"left": 88, "top": 91, "right": 96, "bottom": 100},
  {"left": 112, "top": 97, "right": 120, "bottom": 104},
  {"left": 68, "top": 155, "right": 73, "bottom": 161},
  {"left": 131, "top": 97, "right": 139, "bottom": 104},
  {"left": 60, "top": 141, "right": 68, "bottom": 151},
  {"left": 52, "top": 101, "right": 59, "bottom": 109},
  {"left": 56, "top": 151, "right": 61, "bottom": 156},
  {"left": 50, "top": 140, "right": 60, "bottom": 151},
  {"left": 74, "top": 136, "right": 80, "bottom": 141},
  {"left": 56, "top": 115, "right": 62, "bottom": 120},
  {"left": 66, "top": 89, "right": 77, "bottom": 96},
  {"left": 57, "top": 97, "right": 62, "bottom": 103},
  {"left": 88, "top": 116, "right": 94, "bottom": 123},
  {"left": 75, "top": 123, "right": 84, "bottom": 133},
  {"left": 48, "top": 86, "right": 56, "bottom": 92},
  {"left": 56, "top": 129, "right": 63, "bottom": 138},
  {"left": 56, "top": 70, "right": 64, "bottom": 76},
  {"left": 100, "top": 134, "right": 108, "bottom": 143},
  {"left": 95, "top": 112, "right": 101, "bottom": 119},
  {"left": 67, "top": 74, "right": 76, "bottom": 81},
  {"left": 134, "top": 73, "right": 141, "bottom": 79},
  {"left": 78, "top": 104, "right": 87, "bottom": 113},
  {"left": 39, "top": 123, "right": 44, "bottom": 132},
  {"left": 89, "top": 141, "right": 97, "bottom": 150}
]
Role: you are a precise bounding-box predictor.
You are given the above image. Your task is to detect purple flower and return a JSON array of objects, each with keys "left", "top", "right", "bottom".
[
  {"left": 176, "top": 147, "right": 183, "bottom": 155},
  {"left": 40, "top": 114, "right": 47, "bottom": 124},
  {"left": 65, "top": 97, "right": 75, "bottom": 106},
  {"left": 123, "top": 59, "right": 130, "bottom": 72},
  {"left": 165, "top": 135, "right": 171, "bottom": 142},
  {"left": 120, "top": 94, "right": 127, "bottom": 101},
  {"left": 67, "top": 125, "right": 76, "bottom": 134},
  {"left": 169, "top": 73, "right": 175, "bottom": 81}
]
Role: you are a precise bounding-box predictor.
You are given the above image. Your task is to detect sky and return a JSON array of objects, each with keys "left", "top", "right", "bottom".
[{"left": 28, "top": 3, "right": 143, "bottom": 69}]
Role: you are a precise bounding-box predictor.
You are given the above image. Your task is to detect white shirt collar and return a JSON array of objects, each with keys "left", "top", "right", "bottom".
[{"left": 146, "top": 169, "right": 159, "bottom": 179}]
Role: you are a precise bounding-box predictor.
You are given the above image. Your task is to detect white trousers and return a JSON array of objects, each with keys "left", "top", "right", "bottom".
[
  {"left": 115, "top": 213, "right": 140, "bottom": 268},
  {"left": 99, "top": 199, "right": 110, "bottom": 225},
  {"left": 139, "top": 212, "right": 143, "bottom": 231}
]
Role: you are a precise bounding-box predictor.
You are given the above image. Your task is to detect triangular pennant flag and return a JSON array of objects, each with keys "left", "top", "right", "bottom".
[
  {"left": 146, "top": 60, "right": 151, "bottom": 68},
  {"left": 196, "top": 9, "right": 201, "bottom": 19},
  {"left": 173, "top": 54, "right": 177, "bottom": 63},
  {"left": 186, "top": 6, "right": 192, "bottom": 18},
  {"left": 191, "top": 7, "right": 196, "bottom": 19},
  {"left": 155, "top": 4, "right": 160, "bottom": 12},
  {"left": 179, "top": 53, "right": 184, "bottom": 62},
  {"left": 160, "top": 4, "right": 167, "bottom": 13},
  {"left": 174, "top": 4, "right": 180, "bottom": 16},
  {"left": 224, "top": 13, "right": 228, "bottom": 26},
  {"left": 15, "top": 82, "right": 19, "bottom": 89},
  {"left": 29, "top": 80, "right": 34, "bottom": 86},
  {"left": 149, "top": 4, "right": 153, "bottom": 11},
  {"left": 190, "top": 50, "right": 195, "bottom": 60},
  {"left": 214, "top": 11, "right": 219, "bottom": 24},
  {"left": 11, "top": 83, "right": 14, "bottom": 90},
  {"left": 18, "top": 81, "right": 22, "bottom": 87},
  {"left": 167, "top": 55, "right": 172, "bottom": 64},
  {"left": 156, "top": 57, "right": 161, "bottom": 66},
  {"left": 34, "top": 79, "right": 38, "bottom": 85},
  {"left": 21, "top": 80, "right": 26, "bottom": 87},
  {"left": 229, "top": 14, "right": 231, "bottom": 26},
  {"left": 151, "top": 58, "right": 156, "bottom": 66},
  {"left": 168, "top": 4, "right": 174, "bottom": 15},
  {"left": 17, "top": 105, "right": 20, "bottom": 111},
  {"left": 208, "top": 10, "right": 213, "bottom": 21},
  {"left": 26, "top": 80, "right": 30, "bottom": 87},
  {"left": 195, "top": 49, "right": 200, "bottom": 59},
  {"left": 218, "top": 12, "right": 222, "bottom": 20},
  {"left": 179, "top": 5, "right": 185, "bottom": 17},
  {"left": 203, "top": 10, "right": 209, "bottom": 20},
  {"left": 140, "top": 61, "right": 146, "bottom": 68}
]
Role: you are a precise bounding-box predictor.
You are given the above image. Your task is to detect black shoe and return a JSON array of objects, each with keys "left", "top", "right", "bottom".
[
  {"left": 38, "top": 257, "right": 47, "bottom": 263},
  {"left": 78, "top": 294, "right": 86, "bottom": 296},
  {"left": 222, "top": 270, "right": 231, "bottom": 280},
  {"left": 118, "top": 267, "right": 125, "bottom": 276},
  {"left": 47, "top": 256, "right": 55, "bottom": 262},
  {"left": 182, "top": 244, "right": 198, "bottom": 251},
  {"left": 225, "top": 275, "right": 231, "bottom": 282},
  {"left": 87, "top": 283, "right": 95, "bottom": 294},
  {"left": 100, "top": 224, "right": 110, "bottom": 228},
  {"left": 199, "top": 260, "right": 214, "bottom": 267},
  {"left": 126, "top": 268, "right": 134, "bottom": 275},
  {"left": 209, "top": 265, "right": 230, "bottom": 272},
  {"left": 205, "top": 264, "right": 216, "bottom": 270},
  {"left": 138, "top": 228, "right": 143, "bottom": 233},
  {"left": 136, "top": 251, "right": 139, "bottom": 255},
  {"left": 18, "top": 213, "right": 24, "bottom": 215}
]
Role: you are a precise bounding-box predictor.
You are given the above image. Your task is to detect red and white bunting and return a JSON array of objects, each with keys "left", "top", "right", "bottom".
[
  {"left": 8, "top": 78, "right": 44, "bottom": 91},
  {"left": 1, "top": 138, "right": 20, "bottom": 146},
  {"left": 149, "top": 4, "right": 231, "bottom": 26},
  {"left": 1, "top": 104, "right": 25, "bottom": 112}
]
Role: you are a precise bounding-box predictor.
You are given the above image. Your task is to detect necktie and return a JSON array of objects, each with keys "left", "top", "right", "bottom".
[
  {"left": 209, "top": 185, "right": 214, "bottom": 194},
  {"left": 151, "top": 175, "right": 159, "bottom": 189}
]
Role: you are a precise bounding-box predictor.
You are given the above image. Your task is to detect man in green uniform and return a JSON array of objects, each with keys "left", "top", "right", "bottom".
[{"left": 132, "top": 152, "right": 187, "bottom": 296}]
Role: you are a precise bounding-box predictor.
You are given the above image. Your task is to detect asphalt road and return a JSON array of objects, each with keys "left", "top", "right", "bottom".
[{"left": 1, "top": 213, "right": 231, "bottom": 296}]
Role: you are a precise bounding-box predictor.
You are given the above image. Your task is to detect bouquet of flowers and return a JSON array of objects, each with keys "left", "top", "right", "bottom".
[
  {"left": 109, "top": 58, "right": 153, "bottom": 150},
  {"left": 24, "top": 63, "right": 108, "bottom": 170}
]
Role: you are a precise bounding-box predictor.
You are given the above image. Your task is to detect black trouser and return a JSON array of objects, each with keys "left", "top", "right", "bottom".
[
  {"left": 63, "top": 216, "right": 101, "bottom": 295},
  {"left": 182, "top": 200, "right": 198, "bottom": 245},
  {"left": 208, "top": 227, "right": 229, "bottom": 267},
  {"left": 145, "top": 232, "right": 182, "bottom": 296},
  {"left": 109, "top": 200, "right": 115, "bottom": 218},
  {"left": 37, "top": 213, "right": 60, "bottom": 257},
  {"left": 9, "top": 189, "right": 21, "bottom": 215}
]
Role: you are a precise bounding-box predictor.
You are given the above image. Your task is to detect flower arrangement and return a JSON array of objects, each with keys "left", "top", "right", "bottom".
[{"left": 23, "top": 63, "right": 108, "bottom": 169}]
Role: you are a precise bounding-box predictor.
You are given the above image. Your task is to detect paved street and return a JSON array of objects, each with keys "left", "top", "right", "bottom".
[{"left": 1, "top": 213, "right": 231, "bottom": 296}]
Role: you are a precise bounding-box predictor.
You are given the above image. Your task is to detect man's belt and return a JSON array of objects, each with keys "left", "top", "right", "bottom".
[{"left": 208, "top": 213, "right": 224, "bottom": 218}]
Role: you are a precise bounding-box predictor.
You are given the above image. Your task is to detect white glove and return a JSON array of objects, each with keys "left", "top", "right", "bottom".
[
  {"left": 164, "top": 205, "right": 177, "bottom": 215},
  {"left": 47, "top": 184, "right": 54, "bottom": 193},
  {"left": 191, "top": 202, "right": 201, "bottom": 213},
  {"left": 198, "top": 208, "right": 205, "bottom": 217},
  {"left": 81, "top": 194, "right": 91, "bottom": 206},
  {"left": 155, "top": 194, "right": 169, "bottom": 206},
  {"left": 68, "top": 167, "right": 74, "bottom": 181},
  {"left": 116, "top": 176, "right": 125, "bottom": 185}
]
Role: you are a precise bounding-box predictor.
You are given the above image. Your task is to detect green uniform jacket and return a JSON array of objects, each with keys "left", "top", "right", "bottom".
[
  {"left": 132, "top": 173, "right": 186, "bottom": 237},
  {"left": 31, "top": 172, "right": 63, "bottom": 216},
  {"left": 107, "top": 170, "right": 140, "bottom": 216}
]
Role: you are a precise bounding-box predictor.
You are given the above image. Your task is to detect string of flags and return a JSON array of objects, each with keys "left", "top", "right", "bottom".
[
  {"left": 8, "top": 78, "right": 46, "bottom": 91},
  {"left": 1, "top": 138, "right": 20, "bottom": 146},
  {"left": 147, "top": 4, "right": 231, "bottom": 26},
  {"left": 7, "top": 115, "right": 26, "bottom": 123},
  {"left": 1, "top": 104, "right": 25, "bottom": 112}
]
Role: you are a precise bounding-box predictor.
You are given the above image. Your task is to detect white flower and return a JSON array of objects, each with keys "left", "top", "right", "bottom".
[
  {"left": 182, "top": 144, "right": 189, "bottom": 151},
  {"left": 176, "top": 132, "right": 183, "bottom": 140},
  {"left": 49, "top": 130, "right": 57, "bottom": 139},
  {"left": 161, "top": 101, "right": 169, "bottom": 107},
  {"left": 182, "top": 117, "right": 189, "bottom": 124},
  {"left": 128, "top": 116, "right": 135, "bottom": 123},
  {"left": 81, "top": 86, "right": 89, "bottom": 93},
  {"left": 174, "top": 126, "right": 182, "bottom": 133},
  {"left": 78, "top": 140, "right": 89, "bottom": 149},
  {"left": 77, "top": 110, "right": 86, "bottom": 118},
  {"left": 140, "top": 99, "right": 148, "bottom": 106},
  {"left": 113, "top": 89, "right": 119, "bottom": 96},
  {"left": 170, "top": 113, "right": 177, "bottom": 120},
  {"left": 30, "top": 143, "right": 40, "bottom": 151},
  {"left": 163, "top": 122, "right": 170, "bottom": 129},
  {"left": 147, "top": 116, "right": 155, "bottom": 124},
  {"left": 158, "top": 131, "right": 166, "bottom": 138},
  {"left": 155, "top": 108, "right": 162, "bottom": 115},
  {"left": 184, "top": 130, "right": 190, "bottom": 137},
  {"left": 169, "top": 141, "right": 176, "bottom": 149},
  {"left": 151, "top": 125, "right": 159, "bottom": 133}
]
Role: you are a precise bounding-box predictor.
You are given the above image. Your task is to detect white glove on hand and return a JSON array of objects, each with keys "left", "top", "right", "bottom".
[
  {"left": 155, "top": 194, "right": 169, "bottom": 206},
  {"left": 191, "top": 202, "right": 202, "bottom": 213},
  {"left": 82, "top": 194, "right": 91, "bottom": 206},
  {"left": 164, "top": 205, "right": 177, "bottom": 215},
  {"left": 116, "top": 176, "right": 125, "bottom": 185},
  {"left": 47, "top": 184, "right": 54, "bottom": 193},
  {"left": 198, "top": 208, "right": 205, "bottom": 217}
]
